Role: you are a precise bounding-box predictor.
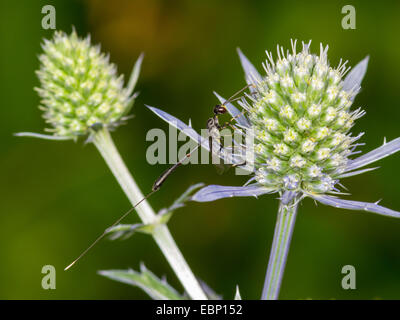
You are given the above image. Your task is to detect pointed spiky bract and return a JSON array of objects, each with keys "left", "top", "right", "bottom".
[
  {"left": 36, "top": 31, "right": 134, "bottom": 138},
  {"left": 247, "top": 41, "right": 365, "bottom": 194}
]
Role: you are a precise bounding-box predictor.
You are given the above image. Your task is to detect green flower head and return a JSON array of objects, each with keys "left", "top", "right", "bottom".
[
  {"left": 248, "top": 40, "right": 366, "bottom": 193},
  {"left": 35, "top": 30, "right": 142, "bottom": 139}
]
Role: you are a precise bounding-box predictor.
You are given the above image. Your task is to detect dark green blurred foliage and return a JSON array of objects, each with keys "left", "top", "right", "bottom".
[{"left": 0, "top": 0, "right": 399, "bottom": 299}]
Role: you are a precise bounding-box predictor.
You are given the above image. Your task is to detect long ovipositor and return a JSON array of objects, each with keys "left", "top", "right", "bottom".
[{"left": 152, "top": 161, "right": 184, "bottom": 191}]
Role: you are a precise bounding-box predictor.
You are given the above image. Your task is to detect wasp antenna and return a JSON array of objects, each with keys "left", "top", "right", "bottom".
[{"left": 222, "top": 84, "right": 253, "bottom": 106}]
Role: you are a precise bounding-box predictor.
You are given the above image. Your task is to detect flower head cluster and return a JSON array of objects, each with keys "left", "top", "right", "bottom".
[
  {"left": 35, "top": 30, "right": 141, "bottom": 139},
  {"left": 247, "top": 41, "right": 365, "bottom": 194}
]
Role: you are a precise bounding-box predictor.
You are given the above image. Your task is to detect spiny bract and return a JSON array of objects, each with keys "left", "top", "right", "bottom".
[
  {"left": 36, "top": 30, "right": 133, "bottom": 138},
  {"left": 248, "top": 40, "right": 365, "bottom": 194}
]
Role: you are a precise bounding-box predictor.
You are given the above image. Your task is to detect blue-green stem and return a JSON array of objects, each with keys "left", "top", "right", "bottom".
[
  {"left": 93, "top": 128, "right": 207, "bottom": 300},
  {"left": 261, "top": 197, "right": 298, "bottom": 300}
]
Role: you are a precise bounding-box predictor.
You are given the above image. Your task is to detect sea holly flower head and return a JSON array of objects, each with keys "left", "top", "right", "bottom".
[
  {"left": 244, "top": 40, "right": 366, "bottom": 195},
  {"left": 19, "top": 30, "right": 143, "bottom": 140},
  {"left": 148, "top": 40, "right": 400, "bottom": 218}
]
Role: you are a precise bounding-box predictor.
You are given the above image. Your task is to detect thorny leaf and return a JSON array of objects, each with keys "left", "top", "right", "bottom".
[{"left": 99, "top": 263, "right": 185, "bottom": 300}]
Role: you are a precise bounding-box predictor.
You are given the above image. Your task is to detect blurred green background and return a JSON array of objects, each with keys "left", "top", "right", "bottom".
[{"left": 0, "top": 0, "right": 399, "bottom": 299}]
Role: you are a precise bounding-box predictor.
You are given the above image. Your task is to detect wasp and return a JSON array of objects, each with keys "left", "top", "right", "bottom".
[
  {"left": 65, "top": 84, "right": 254, "bottom": 270},
  {"left": 206, "top": 84, "right": 255, "bottom": 169}
]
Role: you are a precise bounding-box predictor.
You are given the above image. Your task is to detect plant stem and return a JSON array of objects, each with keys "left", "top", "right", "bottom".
[
  {"left": 92, "top": 128, "right": 207, "bottom": 300},
  {"left": 261, "top": 197, "right": 298, "bottom": 300}
]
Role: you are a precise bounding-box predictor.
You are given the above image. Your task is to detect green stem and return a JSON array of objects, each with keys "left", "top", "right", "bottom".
[
  {"left": 261, "top": 197, "right": 298, "bottom": 300},
  {"left": 92, "top": 128, "right": 207, "bottom": 300}
]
